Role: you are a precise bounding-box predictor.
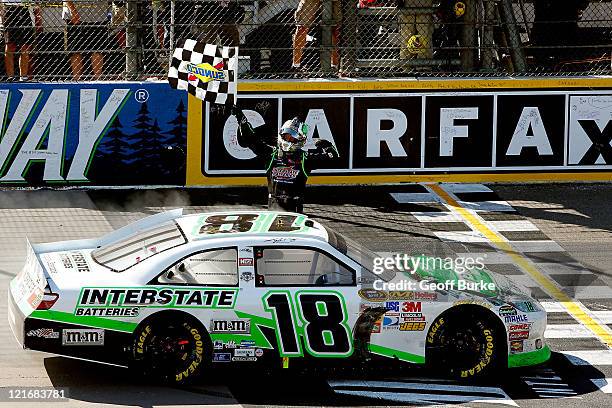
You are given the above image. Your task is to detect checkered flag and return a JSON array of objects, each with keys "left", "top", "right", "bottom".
[{"left": 168, "top": 40, "right": 238, "bottom": 106}]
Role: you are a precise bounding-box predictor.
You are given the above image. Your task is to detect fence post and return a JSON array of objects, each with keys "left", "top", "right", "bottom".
[
  {"left": 461, "top": 0, "right": 477, "bottom": 71},
  {"left": 482, "top": 0, "right": 496, "bottom": 71},
  {"left": 340, "top": 0, "right": 357, "bottom": 75},
  {"left": 321, "top": 0, "right": 333, "bottom": 74},
  {"left": 125, "top": 0, "right": 141, "bottom": 80},
  {"left": 498, "top": 0, "right": 526, "bottom": 72}
]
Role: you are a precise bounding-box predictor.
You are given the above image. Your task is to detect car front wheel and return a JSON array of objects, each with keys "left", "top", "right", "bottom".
[{"left": 426, "top": 311, "right": 502, "bottom": 379}]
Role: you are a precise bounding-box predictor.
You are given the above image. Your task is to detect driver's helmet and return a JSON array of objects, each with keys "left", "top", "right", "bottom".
[{"left": 278, "top": 118, "right": 308, "bottom": 152}]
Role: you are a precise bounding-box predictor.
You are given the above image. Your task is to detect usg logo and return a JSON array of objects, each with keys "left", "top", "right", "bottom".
[{"left": 186, "top": 62, "right": 225, "bottom": 82}]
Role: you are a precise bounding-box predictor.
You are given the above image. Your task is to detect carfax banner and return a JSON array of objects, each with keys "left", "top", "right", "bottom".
[
  {"left": 0, "top": 82, "right": 187, "bottom": 186},
  {"left": 189, "top": 88, "right": 612, "bottom": 185},
  {"left": 1, "top": 81, "right": 610, "bottom": 187}
]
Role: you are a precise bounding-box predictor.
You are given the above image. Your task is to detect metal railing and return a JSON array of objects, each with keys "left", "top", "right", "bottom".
[{"left": 0, "top": 0, "right": 610, "bottom": 81}]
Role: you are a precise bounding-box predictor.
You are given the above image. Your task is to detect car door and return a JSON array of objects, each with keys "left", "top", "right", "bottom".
[
  {"left": 242, "top": 241, "right": 361, "bottom": 361},
  {"left": 149, "top": 245, "right": 240, "bottom": 332}
]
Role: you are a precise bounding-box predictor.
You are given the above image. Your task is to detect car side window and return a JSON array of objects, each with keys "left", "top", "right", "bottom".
[
  {"left": 158, "top": 248, "right": 238, "bottom": 286},
  {"left": 255, "top": 247, "right": 355, "bottom": 287}
]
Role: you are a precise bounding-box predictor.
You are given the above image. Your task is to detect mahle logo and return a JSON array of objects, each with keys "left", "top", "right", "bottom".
[{"left": 186, "top": 62, "right": 225, "bottom": 82}]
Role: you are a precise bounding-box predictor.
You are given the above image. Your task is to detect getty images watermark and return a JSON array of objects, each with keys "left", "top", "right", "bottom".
[{"left": 370, "top": 254, "right": 497, "bottom": 292}]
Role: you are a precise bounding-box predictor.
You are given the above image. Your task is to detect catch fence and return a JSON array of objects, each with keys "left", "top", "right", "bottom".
[{"left": 0, "top": 0, "right": 610, "bottom": 81}]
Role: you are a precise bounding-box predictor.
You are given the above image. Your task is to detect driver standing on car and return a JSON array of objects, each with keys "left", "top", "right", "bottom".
[{"left": 232, "top": 106, "right": 339, "bottom": 213}]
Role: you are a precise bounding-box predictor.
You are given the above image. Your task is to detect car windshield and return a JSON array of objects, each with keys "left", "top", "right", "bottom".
[
  {"left": 91, "top": 221, "right": 187, "bottom": 272},
  {"left": 325, "top": 226, "right": 394, "bottom": 282}
]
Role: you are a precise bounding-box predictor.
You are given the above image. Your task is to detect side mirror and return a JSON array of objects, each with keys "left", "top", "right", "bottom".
[{"left": 177, "top": 263, "right": 186, "bottom": 272}]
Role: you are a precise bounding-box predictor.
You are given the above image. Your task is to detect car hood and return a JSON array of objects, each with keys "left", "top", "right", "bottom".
[{"left": 392, "top": 263, "right": 532, "bottom": 302}]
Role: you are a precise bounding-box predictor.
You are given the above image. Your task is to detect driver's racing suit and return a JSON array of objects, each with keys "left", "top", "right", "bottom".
[{"left": 233, "top": 107, "right": 339, "bottom": 213}]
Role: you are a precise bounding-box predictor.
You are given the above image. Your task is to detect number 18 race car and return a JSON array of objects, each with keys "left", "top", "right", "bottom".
[{"left": 9, "top": 210, "right": 550, "bottom": 383}]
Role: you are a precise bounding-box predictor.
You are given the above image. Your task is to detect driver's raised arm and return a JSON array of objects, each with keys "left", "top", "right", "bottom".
[{"left": 232, "top": 105, "right": 275, "bottom": 157}]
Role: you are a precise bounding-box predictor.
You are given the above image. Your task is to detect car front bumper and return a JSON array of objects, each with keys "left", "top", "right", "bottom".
[{"left": 508, "top": 345, "right": 551, "bottom": 368}]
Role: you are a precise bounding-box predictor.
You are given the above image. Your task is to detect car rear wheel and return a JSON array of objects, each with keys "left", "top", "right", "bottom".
[
  {"left": 132, "top": 315, "right": 209, "bottom": 384},
  {"left": 426, "top": 310, "right": 502, "bottom": 379}
]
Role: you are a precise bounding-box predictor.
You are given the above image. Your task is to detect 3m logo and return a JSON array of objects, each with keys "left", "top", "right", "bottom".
[
  {"left": 402, "top": 302, "right": 422, "bottom": 313},
  {"left": 62, "top": 329, "right": 104, "bottom": 345},
  {"left": 186, "top": 62, "right": 225, "bottom": 83}
]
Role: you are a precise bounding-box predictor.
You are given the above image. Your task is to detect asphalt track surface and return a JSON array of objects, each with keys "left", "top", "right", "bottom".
[{"left": 0, "top": 182, "right": 611, "bottom": 408}]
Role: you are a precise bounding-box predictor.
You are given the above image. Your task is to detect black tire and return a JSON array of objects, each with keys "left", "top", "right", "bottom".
[
  {"left": 132, "top": 314, "right": 210, "bottom": 384},
  {"left": 426, "top": 309, "right": 502, "bottom": 379}
]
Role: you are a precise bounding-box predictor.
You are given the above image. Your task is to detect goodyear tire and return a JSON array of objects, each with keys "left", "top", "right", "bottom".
[
  {"left": 426, "top": 311, "right": 501, "bottom": 379},
  {"left": 132, "top": 315, "right": 210, "bottom": 384}
]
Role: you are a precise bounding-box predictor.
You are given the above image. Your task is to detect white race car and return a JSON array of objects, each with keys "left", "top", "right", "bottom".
[{"left": 8, "top": 210, "right": 549, "bottom": 383}]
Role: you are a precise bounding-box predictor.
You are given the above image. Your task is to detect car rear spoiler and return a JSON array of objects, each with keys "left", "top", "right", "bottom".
[{"left": 30, "top": 209, "right": 184, "bottom": 253}]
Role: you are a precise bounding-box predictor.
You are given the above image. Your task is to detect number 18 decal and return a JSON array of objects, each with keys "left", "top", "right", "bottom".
[{"left": 263, "top": 291, "right": 353, "bottom": 358}]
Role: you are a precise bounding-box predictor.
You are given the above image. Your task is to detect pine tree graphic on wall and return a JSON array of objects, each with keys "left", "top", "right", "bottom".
[
  {"left": 131, "top": 102, "right": 165, "bottom": 180},
  {"left": 161, "top": 98, "right": 188, "bottom": 182},
  {"left": 164, "top": 99, "right": 187, "bottom": 147},
  {"left": 89, "top": 117, "right": 131, "bottom": 184}
]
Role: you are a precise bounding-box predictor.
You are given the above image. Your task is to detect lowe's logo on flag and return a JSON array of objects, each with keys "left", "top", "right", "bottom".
[{"left": 168, "top": 39, "right": 238, "bottom": 106}]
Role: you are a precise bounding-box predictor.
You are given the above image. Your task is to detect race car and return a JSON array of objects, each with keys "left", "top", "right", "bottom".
[{"left": 8, "top": 209, "right": 550, "bottom": 383}]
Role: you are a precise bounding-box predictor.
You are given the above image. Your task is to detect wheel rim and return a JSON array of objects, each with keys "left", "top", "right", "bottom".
[
  {"left": 142, "top": 323, "right": 200, "bottom": 376},
  {"left": 432, "top": 318, "right": 493, "bottom": 373},
  {"left": 441, "top": 325, "right": 484, "bottom": 369}
]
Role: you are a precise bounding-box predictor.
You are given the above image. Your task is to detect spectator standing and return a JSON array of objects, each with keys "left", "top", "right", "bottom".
[
  {"left": 63, "top": 0, "right": 111, "bottom": 80},
  {"left": 399, "top": 0, "right": 435, "bottom": 61},
  {"left": 292, "top": 0, "right": 341, "bottom": 71},
  {"left": 1, "top": 0, "right": 42, "bottom": 79},
  {"left": 531, "top": 0, "right": 589, "bottom": 64},
  {"left": 175, "top": 0, "right": 243, "bottom": 47}
]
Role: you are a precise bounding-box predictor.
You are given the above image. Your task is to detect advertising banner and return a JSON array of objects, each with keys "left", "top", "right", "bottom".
[
  {"left": 0, "top": 82, "right": 187, "bottom": 186},
  {"left": 188, "top": 89, "right": 612, "bottom": 185},
  {"left": 1, "top": 79, "right": 610, "bottom": 188}
]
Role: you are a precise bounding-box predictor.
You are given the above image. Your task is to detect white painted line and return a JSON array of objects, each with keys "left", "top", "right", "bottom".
[
  {"left": 530, "top": 389, "right": 577, "bottom": 395},
  {"left": 434, "top": 231, "right": 489, "bottom": 243},
  {"left": 456, "top": 201, "right": 515, "bottom": 212},
  {"left": 333, "top": 390, "right": 519, "bottom": 406},
  {"left": 545, "top": 324, "right": 596, "bottom": 338},
  {"left": 390, "top": 193, "right": 441, "bottom": 204},
  {"left": 440, "top": 183, "right": 493, "bottom": 193},
  {"left": 525, "top": 381, "right": 570, "bottom": 386},
  {"left": 567, "top": 286, "right": 612, "bottom": 300},
  {"left": 536, "top": 263, "right": 593, "bottom": 275},
  {"left": 508, "top": 275, "right": 539, "bottom": 288},
  {"left": 328, "top": 380, "right": 506, "bottom": 394},
  {"left": 540, "top": 302, "right": 567, "bottom": 313},
  {"left": 511, "top": 241, "right": 566, "bottom": 253},
  {"left": 562, "top": 350, "right": 612, "bottom": 366},
  {"left": 522, "top": 376, "right": 563, "bottom": 381},
  {"left": 487, "top": 220, "right": 539, "bottom": 232},
  {"left": 593, "top": 311, "right": 612, "bottom": 324},
  {"left": 456, "top": 252, "right": 514, "bottom": 264},
  {"left": 412, "top": 212, "right": 464, "bottom": 222},
  {"left": 590, "top": 378, "right": 612, "bottom": 393}
]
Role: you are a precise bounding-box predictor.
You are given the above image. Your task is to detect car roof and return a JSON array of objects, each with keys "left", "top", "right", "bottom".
[{"left": 176, "top": 211, "right": 329, "bottom": 243}]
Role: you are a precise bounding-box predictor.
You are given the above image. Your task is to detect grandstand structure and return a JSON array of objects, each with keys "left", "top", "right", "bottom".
[{"left": 0, "top": 0, "right": 610, "bottom": 81}]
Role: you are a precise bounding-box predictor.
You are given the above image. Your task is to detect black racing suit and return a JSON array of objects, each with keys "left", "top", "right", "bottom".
[{"left": 233, "top": 107, "right": 338, "bottom": 213}]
